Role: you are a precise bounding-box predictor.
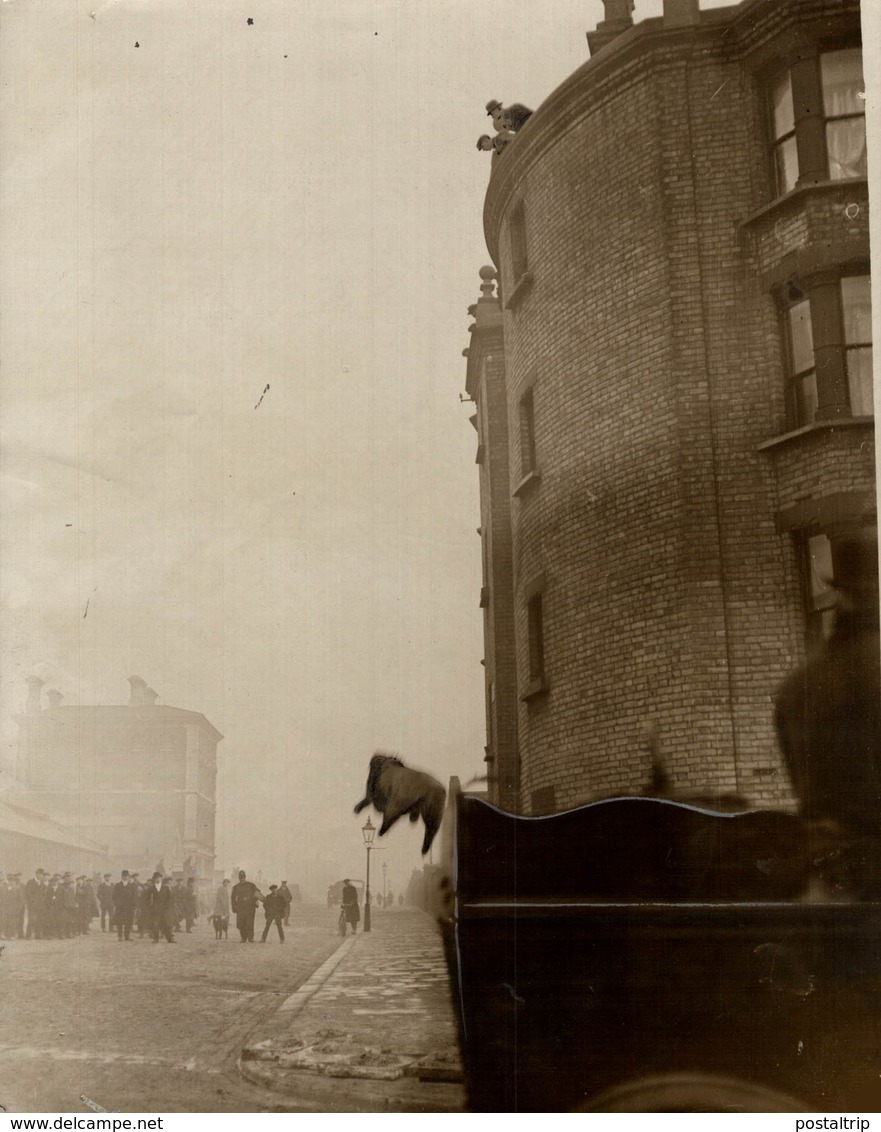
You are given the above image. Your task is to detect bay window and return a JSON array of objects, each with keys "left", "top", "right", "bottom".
[{"left": 768, "top": 45, "right": 865, "bottom": 196}]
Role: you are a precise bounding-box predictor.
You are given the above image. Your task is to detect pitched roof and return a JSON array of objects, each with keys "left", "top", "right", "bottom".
[{"left": 0, "top": 797, "right": 108, "bottom": 855}]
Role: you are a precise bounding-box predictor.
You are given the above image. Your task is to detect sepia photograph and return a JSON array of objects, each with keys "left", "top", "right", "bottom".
[{"left": 0, "top": 0, "right": 878, "bottom": 1116}]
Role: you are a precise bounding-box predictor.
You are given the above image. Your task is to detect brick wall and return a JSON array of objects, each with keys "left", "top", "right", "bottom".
[{"left": 475, "top": 0, "right": 871, "bottom": 814}]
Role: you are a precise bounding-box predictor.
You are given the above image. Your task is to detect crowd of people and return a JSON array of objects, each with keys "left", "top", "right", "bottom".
[
  {"left": 0, "top": 869, "right": 207, "bottom": 943},
  {"left": 2, "top": 866, "right": 397, "bottom": 946}
]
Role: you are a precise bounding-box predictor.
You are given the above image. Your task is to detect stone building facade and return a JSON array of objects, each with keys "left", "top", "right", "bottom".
[
  {"left": 465, "top": 0, "right": 874, "bottom": 815},
  {"left": 13, "top": 675, "right": 222, "bottom": 877}
]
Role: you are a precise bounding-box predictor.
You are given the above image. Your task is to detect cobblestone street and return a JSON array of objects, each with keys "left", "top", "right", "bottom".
[{"left": 0, "top": 905, "right": 342, "bottom": 1113}]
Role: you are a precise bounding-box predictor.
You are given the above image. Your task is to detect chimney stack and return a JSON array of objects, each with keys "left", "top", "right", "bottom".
[
  {"left": 26, "top": 676, "right": 44, "bottom": 714},
  {"left": 128, "top": 675, "right": 148, "bottom": 706},
  {"left": 588, "top": 0, "right": 635, "bottom": 56},
  {"left": 143, "top": 687, "right": 159, "bottom": 706},
  {"left": 46, "top": 689, "right": 63, "bottom": 709},
  {"left": 663, "top": 0, "right": 700, "bottom": 28}
]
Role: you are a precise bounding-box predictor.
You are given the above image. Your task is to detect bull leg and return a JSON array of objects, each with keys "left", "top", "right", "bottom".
[
  {"left": 353, "top": 797, "right": 370, "bottom": 814},
  {"left": 421, "top": 821, "right": 439, "bottom": 855},
  {"left": 378, "top": 812, "right": 404, "bottom": 837}
]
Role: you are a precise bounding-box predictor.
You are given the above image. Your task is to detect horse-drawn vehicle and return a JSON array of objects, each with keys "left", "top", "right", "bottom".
[{"left": 435, "top": 786, "right": 881, "bottom": 1112}]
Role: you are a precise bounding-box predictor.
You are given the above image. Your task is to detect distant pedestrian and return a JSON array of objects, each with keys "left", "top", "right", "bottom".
[
  {"left": 279, "top": 881, "right": 293, "bottom": 926},
  {"left": 340, "top": 878, "right": 360, "bottom": 936},
  {"left": 260, "top": 885, "right": 285, "bottom": 943},
  {"left": 144, "top": 873, "right": 176, "bottom": 943},
  {"left": 213, "top": 879, "right": 231, "bottom": 940},
  {"left": 5, "top": 875, "right": 25, "bottom": 938},
  {"left": 172, "top": 878, "right": 185, "bottom": 932},
  {"left": 231, "top": 870, "right": 262, "bottom": 943},
  {"left": 25, "top": 869, "right": 48, "bottom": 939},
  {"left": 112, "top": 870, "right": 137, "bottom": 941},
  {"left": 183, "top": 878, "right": 198, "bottom": 933},
  {"left": 97, "top": 873, "right": 114, "bottom": 932}
]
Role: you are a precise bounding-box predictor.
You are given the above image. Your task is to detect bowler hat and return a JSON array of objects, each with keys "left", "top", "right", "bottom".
[{"left": 486, "top": 99, "right": 502, "bottom": 115}]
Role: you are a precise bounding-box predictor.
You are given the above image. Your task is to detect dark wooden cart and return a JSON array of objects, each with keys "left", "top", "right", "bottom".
[{"left": 436, "top": 791, "right": 881, "bottom": 1112}]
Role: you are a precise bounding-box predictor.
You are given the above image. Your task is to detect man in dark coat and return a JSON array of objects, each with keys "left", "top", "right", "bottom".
[
  {"left": 97, "top": 874, "right": 114, "bottom": 932},
  {"left": 231, "top": 870, "right": 262, "bottom": 943},
  {"left": 279, "top": 881, "right": 293, "bottom": 926},
  {"left": 25, "top": 869, "right": 48, "bottom": 939},
  {"left": 45, "top": 875, "right": 63, "bottom": 938},
  {"left": 340, "top": 878, "right": 360, "bottom": 935},
  {"left": 112, "top": 870, "right": 137, "bottom": 941},
  {"left": 775, "top": 534, "right": 881, "bottom": 896},
  {"left": 260, "top": 885, "right": 286, "bottom": 943},
  {"left": 143, "top": 873, "right": 176, "bottom": 942}
]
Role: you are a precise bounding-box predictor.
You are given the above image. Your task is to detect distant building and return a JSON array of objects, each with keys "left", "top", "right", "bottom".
[
  {"left": 0, "top": 796, "right": 108, "bottom": 877},
  {"left": 13, "top": 675, "right": 222, "bottom": 877},
  {"left": 464, "top": 0, "right": 874, "bottom": 815}
]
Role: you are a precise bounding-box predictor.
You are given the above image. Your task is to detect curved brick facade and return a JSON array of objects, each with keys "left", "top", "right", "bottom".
[{"left": 467, "top": 0, "right": 874, "bottom": 814}]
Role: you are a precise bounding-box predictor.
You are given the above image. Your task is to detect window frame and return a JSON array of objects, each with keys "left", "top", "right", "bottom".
[
  {"left": 513, "top": 378, "right": 541, "bottom": 497},
  {"left": 779, "top": 267, "right": 873, "bottom": 428},
  {"left": 765, "top": 41, "right": 865, "bottom": 198}
]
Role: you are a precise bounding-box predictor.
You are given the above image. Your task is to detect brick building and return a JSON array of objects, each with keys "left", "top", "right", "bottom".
[
  {"left": 13, "top": 675, "right": 222, "bottom": 878},
  {"left": 465, "top": 0, "right": 874, "bottom": 815}
]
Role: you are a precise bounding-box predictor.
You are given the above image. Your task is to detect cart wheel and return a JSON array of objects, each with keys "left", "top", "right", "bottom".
[{"left": 580, "top": 1073, "right": 807, "bottom": 1113}]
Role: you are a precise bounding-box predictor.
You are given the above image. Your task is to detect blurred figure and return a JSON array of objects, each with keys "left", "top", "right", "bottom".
[
  {"left": 5, "top": 875, "right": 25, "bottom": 938},
  {"left": 112, "top": 870, "right": 137, "bottom": 942},
  {"left": 279, "top": 881, "right": 293, "bottom": 926},
  {"left": 144, "top": 872, "right": 176, "bottom": 943},
  {"left": 182, "top": 877, "right": 198, "bottom": 933},
  {"left": 260, "top": 885, "right": 285, "bottom": 943},
  {"left": 775, "top": 534, "right": 881, "bottom": 896},
  {"left": 97, "top": 873, "right": 114, "bottom": 932},
  {"left": 25, "top": 869, "right": 48, "bottom": 939},
  {"left": 213, "top": 879, "right": 230, "bottom": 939},
  {"left": 340, "top": 878, "right": 360, "bottom": 936},
  {"left": 231, "top": 870, "right": 262, "bottom": 943}
]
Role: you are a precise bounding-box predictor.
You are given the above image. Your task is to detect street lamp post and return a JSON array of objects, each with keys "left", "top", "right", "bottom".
[
  {"left": 362, "top": 816, "right": 375, "bottom": 933},
  {"left": 382, "top": 861, "right": 388, "bottom": 908}
]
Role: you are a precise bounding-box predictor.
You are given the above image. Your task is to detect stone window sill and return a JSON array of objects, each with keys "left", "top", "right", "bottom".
[
  {"left": 741, "top": 178, "right": 868, "bottom": 230},
  {"left": 505, "top": 271, "right": 534, "bottom": 311},
  {"left": 757, "top": 415, "right": 873, "bottom": 452},
  {"left": 520, "top": 676, "right": 548, "bottom": 703},
  {"left": 513, "top": 469, "right": 541, "bottom": 498}
]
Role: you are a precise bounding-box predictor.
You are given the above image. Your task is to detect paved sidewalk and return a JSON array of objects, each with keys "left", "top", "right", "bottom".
[{"left": 238, "top": 909, "right": 465, "bottom": 1112}]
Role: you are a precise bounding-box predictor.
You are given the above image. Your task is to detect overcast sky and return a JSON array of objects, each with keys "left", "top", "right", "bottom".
[{"left": 1, "top": 0, "right": 876, "bottom": 891}]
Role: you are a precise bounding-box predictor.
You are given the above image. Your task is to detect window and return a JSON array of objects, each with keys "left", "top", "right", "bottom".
[
  {"left": 822, "top": 49, "right": 867, "bottom": 182},
  {"left": 527, "top": 593, "right": 545, "bottom": 682},
  {"left": 770, "top": 71, "right": 798, "bottom": 195},
  {"left": 801, "top": 533, "right": 837, "bottom": 642},
  {"left": 842, "top": 275, "right": 873, "bottom": 416},
  {"left": 519, "top": 389, "right": 537, "bottom": 477},
  {"left": 510, "top": 201, "right": 528, "bottom": 281},
  {"left": 514, "top": 385, "right": 541, "bottom": 497},
  {"left": 799, "top": 529, "right": 877, "bottom": 643},
  {"left": 784, "top": 295, "right": 817, "bottom": 425},
  {"left": 782, "top": 271, "right": 872, "bottom": 427},
  {"left": 768, "top": 46, "right": 865, "bottom": 196}
]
